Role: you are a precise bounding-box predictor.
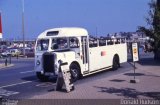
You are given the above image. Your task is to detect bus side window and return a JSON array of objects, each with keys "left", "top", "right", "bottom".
[
  {"left": 89, "top": 40, "right": 94, "bottom": 47},
  {"left": 69, "top": 37, "right": 79, "bottom": 48},
  {"left": 107, "top": 40, "right": 113, "bottom": 45},
  {"left": 121, "top": 39, "right": 125, "bottom": 43},
  {"left": 115, "top": 39, "right": 120, "bottom": 44},
  {"left": 89, "top": 39, "right": 98, "bottom": 47},
  {"left": 99, "top": 39, "right": 106, "bottom": 46}
]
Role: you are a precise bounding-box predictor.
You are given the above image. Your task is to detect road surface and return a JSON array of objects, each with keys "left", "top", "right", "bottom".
[{"left": 0, "top": 57, "right": 132, "bottom": 99}]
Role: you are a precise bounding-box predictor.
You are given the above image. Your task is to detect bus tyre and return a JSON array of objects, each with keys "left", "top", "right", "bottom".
[
  {"left": 36, "top": 72, "right": 49, "bottom": 82},
  {"left": 112, "top": 56, "right": 119, "bottom": 70},
  {"left": 70, "top": 63, "right": 80, "bottom": 82}
]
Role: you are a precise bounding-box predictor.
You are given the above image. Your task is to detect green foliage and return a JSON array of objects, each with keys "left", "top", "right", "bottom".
[{"left": 138, "top": 0, "right": 160, "bottom": 59}]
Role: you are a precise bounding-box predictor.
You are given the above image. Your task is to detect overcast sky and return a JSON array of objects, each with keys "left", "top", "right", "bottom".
[{"left": 0, "top": 0, "right": 150, "bottom": 40}]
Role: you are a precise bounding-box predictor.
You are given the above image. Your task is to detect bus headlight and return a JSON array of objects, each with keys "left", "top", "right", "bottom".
[{"left": 36, "top": 60, "right": 40, "bottom": 65}]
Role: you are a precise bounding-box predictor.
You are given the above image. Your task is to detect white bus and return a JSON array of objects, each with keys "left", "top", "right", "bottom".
[{"left": 35, "top": 27, "right": 127, "bottom": 82}]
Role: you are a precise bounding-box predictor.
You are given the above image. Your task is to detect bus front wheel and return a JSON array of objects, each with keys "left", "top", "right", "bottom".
[
  {"left": 36, "top": 72, "right": 49, "bottom": 82},
  {"left": 70, "top": 63, "right": 80, "bottom": 82}
]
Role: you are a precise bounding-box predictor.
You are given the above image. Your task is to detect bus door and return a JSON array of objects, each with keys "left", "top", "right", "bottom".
[{"left": 81, "top": 36, "right": 89, "bottom": 73}]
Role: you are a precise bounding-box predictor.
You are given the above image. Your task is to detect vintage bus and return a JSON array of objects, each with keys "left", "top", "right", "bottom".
[{"left": 34, "top": 27, "right": 127, "bottom": 82}]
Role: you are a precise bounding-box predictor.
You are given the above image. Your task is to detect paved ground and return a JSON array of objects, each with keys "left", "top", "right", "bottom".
[
  {"left": 32, "top": 57, "right": 160, "bottom": 99},
  {"left": 0, "top": 57, "right": 131, "bottom": 100},
  {"left": 0, "top": 64, "right": 14, "bottom": 69},
  {"left": 0, "top": 53, "right": 160, "bottom": 105}
]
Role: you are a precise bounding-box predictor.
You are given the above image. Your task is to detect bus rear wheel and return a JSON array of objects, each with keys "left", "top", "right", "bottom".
[
  {"left": 112, "top": 56, "right": 120, "bottom": 70},
  {"left": 70, "top": 63, "right": 80, "bottom": 82}
]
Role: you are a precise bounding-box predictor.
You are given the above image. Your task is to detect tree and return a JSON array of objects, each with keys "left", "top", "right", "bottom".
[{"left": 138, "top": 0, "right": 160, "bottom": 60}]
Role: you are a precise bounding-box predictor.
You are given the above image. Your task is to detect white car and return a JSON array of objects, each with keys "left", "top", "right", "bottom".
[
  {"left": 9, "top": 49, "right": 20, "bottom": 56},
  {"left": 1, "top": 51, "right": 11, "bottom": 57}
]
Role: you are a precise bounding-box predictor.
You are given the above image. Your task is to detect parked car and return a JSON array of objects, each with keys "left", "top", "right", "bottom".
[
  {"left": 1, "top": 50, "right": 11, "bottom": 57},
  {"left": 25, "top": 49, "right": 35, "bottom": 57},
  {"left": 19, "top": 48, "right": 35, "bottom": 57},
  {"left": 9, "top": 49, "right": 21, "bottom": 57},
  {"left": 0, "top": 45, "right": 7, "bottom": 54}
]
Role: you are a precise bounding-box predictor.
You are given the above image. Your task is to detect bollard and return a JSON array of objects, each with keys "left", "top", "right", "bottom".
[
  {"left": 9, "top": 55, "right": 11, "bottom": 64},
  {"left": 16, "top": 54, "right": 18, "bottom": 59},
  {"left": 5, "top": 58, "right": 7, "bottom": 66},
  {"left": 0, "top": 96, "right": 2, "bottom": 104},
  {"left": 0, "top": 96, "right": 2, "bottom": 101}
]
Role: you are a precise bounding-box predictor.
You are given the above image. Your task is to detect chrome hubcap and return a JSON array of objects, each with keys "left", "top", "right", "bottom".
[{"left": 71, "top": 69, "right": 78, "bottom": 78}]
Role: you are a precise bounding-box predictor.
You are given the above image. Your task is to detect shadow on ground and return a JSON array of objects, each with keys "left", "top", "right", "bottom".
[
  {"left": 94, "top": 86, "right": 160, "bottom": 99},
  {"left": 124, "top": 73, "right": 145, "bottom": 76},
  {"left": 21, "top": 76, "right": 38, "bottom": 81},
  {"left": 123, "top": 73, "right": 160, "bottom": 78},
  {"left": 21, "top": 75, "right": 57, "bottom": 83},
  {"left": 109, "top": 79, "right": 126, "bottom": 82},
  {"left": 138, "top": 58, "right": 160, "bottom": 66}
]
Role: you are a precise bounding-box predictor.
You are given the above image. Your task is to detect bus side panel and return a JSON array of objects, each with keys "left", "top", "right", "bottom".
[
  {"left": 89, "top": 46, "right": 113, "bottom": 71},
  {"left": 117, "top": 43, "right": 128, "bottom": 63},
  {"left": 89, "top": 43, "right": 127, "bottom": 72}
]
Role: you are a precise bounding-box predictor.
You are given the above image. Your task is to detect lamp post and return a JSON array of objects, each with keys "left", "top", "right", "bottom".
[
  {"left": 0, "top": 11, "right": 2, "bottom": 40},
  {"left": 22, "top": 0, "right": 25, "bottom": 57}
]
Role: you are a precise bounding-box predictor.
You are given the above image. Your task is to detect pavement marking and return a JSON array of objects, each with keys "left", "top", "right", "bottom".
[
  {"left": 20, "top": 70, "right": 34, "bottom": 74},
  {"left": 0, "top": 80, "right": 38, "bottom": 89},
  {"left": 36, "top": 82, "right": 55, "bottom": 87},
  {"left": 0, "top": 89, "right": 19, "bottom": 96}
]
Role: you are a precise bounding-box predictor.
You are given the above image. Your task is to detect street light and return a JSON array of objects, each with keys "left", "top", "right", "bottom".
[
  {"left": 0, "top": 11, "right": 3, "bottom": 40},
  {"left": 22, "top": 0, "right": 25, "bottom": 57}
]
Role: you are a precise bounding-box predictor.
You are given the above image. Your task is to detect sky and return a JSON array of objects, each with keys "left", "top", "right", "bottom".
[{"left": 0, "top": 0, "right": 150, "bottom": 40}]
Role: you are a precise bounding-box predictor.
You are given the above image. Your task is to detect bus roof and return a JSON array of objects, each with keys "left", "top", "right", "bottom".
[{"left": 37, "top": 27, "right": 88, "bottom": 39}]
